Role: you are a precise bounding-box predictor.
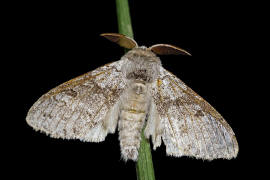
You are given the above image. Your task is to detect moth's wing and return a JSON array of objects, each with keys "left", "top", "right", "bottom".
[
  {"left": 26, "top": 60, "right": 127, "bottom": 142},
  {"left": 149, "top": 66, "right": 238, "bottom": 160}
]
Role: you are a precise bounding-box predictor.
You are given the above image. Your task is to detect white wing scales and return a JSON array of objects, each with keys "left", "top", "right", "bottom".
[
  {"left": 26, "top": 56, "right": 238, "bottom": 161},
  {"left": 150, "top": 66, "right": 238, "bottom": 160},
  {"left": 26, "top": 60, "right": 126, "bottom": 142}
]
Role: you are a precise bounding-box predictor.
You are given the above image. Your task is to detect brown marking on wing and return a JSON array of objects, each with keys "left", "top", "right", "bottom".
[
  {"left": 45, "top": 71, "right": 106, "bottom": 98},
  {"left": 168, "top": 81, "right": 198, "bottom": 154},
  {"left": 157, "top": 79, "right": 164, "bottom": 102},
  {"left": 168, "top": 77, "right": 231, "bottom": 156},
  {"left": 195, "top": 110, "right": 204, "bottom": 117}
]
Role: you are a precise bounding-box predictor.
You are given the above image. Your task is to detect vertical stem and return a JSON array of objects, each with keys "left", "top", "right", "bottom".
[
  {"left": 136, "top": 130, "right": 156, "bottom": 180},
  {"left": 116, "top": 0, "right": 133, "bottom": 38},
  {"left": 115, "top": 0, "right": 155, "bottom": 180}
]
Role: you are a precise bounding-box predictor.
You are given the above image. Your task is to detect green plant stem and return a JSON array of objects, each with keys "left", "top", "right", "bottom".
[
  {"left": 116, "top": 0, "right": 133, "bottom": 38},
  {"left": 115, "top": 0, "right": 155, "bottom": 180},
  {"left": 136, "top": 130, "right": 155, "bottom": 180}
]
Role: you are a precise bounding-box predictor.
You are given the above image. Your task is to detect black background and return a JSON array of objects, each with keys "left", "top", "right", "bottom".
[{"left": 6, "top": 0, "right": 262, "bottom": 179}]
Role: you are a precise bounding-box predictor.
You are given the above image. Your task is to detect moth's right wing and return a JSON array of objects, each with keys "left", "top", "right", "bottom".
[
  {"left": 26, "top": 60, "right": 127, "bottom": 142},
  {"left": 147, "top": 66, "right": 238, "bottom": 160}
]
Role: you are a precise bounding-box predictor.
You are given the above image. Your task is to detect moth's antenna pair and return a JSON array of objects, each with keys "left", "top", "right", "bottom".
[{"left": 100, "top": 33, "right": 191, "bottom": 56}]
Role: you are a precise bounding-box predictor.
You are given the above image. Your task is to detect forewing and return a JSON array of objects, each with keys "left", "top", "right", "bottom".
[
  {"left": 26, "top": 60, "right": 126, "bottom": 142},
  {"left": 150, "top": 66, "right": 238, "bottom": 160}
]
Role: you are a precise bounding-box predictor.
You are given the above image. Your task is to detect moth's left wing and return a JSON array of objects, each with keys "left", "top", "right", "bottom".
[
  {"left": 26, "top": 60, "right": 126, "bottom": 142},
  {"left": 149, "top": 66, "right": 238, "bottom": 160}
]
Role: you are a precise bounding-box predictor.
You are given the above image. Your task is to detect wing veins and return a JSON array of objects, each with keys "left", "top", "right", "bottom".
[
  {"left": 169, "top": 79, "right": 201, "bottom": 155},
  {"left": 51, "top": 102, "right": 70, "bottom": 135},
  {"left": 169, "top": 80, "right": 207, "bottom": 156},
  {"left": 38, "top": 98, "right": 58, "bottom": 132},
  {"left": 169, "top": 77, "right": 221, "bottom": 158},
  {"left": 81, "top": 101, "right": 107, "bottom": 137},
  {"left": 71, "top": 83, "right": 101, "bottom": 135},
  {"left": 157, "top": 79, "right": 184, "bottom": 152},
  {"left": 205, "top": 114, "right": 227, "bottom": 157},
  {"left": 168, "top": 81, "right": 196, "bottom": 154},
  {"left": 56, "top": 68, "right": 114, "bottom": 136},
  {"left": 46, "top": 70, "right": 108, "bottom": 98},
  {"left": 169, "top": 76, "right": 231, "bottom": 157},
  {"left": 214, "top": 117, "right": 232, "bottom": 156},
  {"left": 62, "top": 84, "right": 95, "bottom": 136},
  {"left": 165, "top": 113, "right": 185, "bottom": 152},
  {"left": 55, "top": 68, "right": 113, "bottom": 135},
  {"left": 36, "top": 67, "right": 112, "bottom": 132}
]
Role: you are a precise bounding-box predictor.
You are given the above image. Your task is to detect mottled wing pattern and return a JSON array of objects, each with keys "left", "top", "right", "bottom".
[
  {"left": 26, "top": 60, "right": 126, "bottom": 142},
  {"left": 150, "top": 66, "right": 238, "bottom": 160}
]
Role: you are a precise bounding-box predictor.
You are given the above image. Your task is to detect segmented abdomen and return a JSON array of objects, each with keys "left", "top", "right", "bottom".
[{"left": 118, "top": 82, "right": 149, "bottom": 161}]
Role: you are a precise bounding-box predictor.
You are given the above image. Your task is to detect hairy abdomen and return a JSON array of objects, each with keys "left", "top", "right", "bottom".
[{"left": 119, "top": 82, "right": 149, "bottom": 161}]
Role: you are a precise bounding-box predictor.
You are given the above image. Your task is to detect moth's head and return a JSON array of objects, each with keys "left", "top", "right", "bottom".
[
  {"left": 100, "top": 33, "right": 191, "bottom": 59},
  {"left": 123, "top": 46, "right": 161, "bottom": 64},
  {"left": 101, "top": 33, "right": 191, "bottom": 83}
]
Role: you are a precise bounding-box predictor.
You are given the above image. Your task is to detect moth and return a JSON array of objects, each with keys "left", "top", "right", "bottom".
[{"left": 26, "top": 33, "right": 238, "bottom": 161}]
